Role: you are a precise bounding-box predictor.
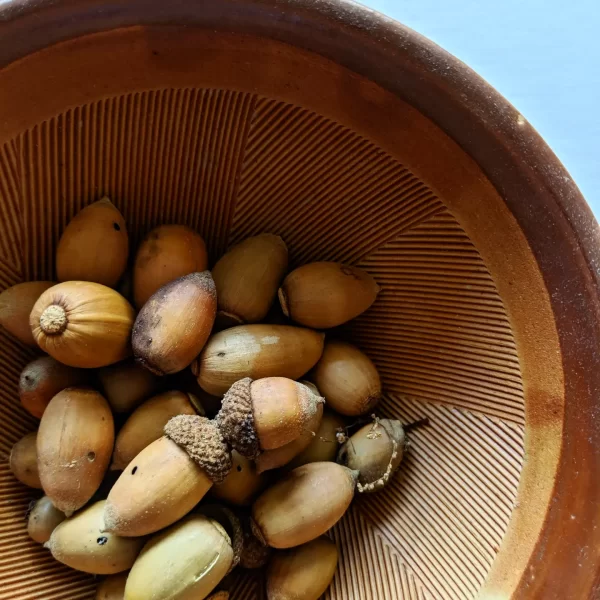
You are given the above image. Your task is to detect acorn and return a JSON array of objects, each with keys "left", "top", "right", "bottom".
[
  {"left": 19, "top": 356, "right": 89, "bottom": 419},
  {"left": 124, "top": 514, "right": 233, "bottom": 600},
  {"left": 30, "top": 281, "right": 135, "bottom": 368},
  {"left": 37, "top": 388, "right": 114, "bottom": 514},
  {"left": 256, "top": 384, "right": 324, "bottom": 473},
  {"left": 194, "top": 324, "right": 324, "bottom": 396},
  {"left": 216, "top": 377, "right": 324, "bottom": 459},
  {"left": 111, "top": 390, "right": 201, "bottom": 471},
  {"left": 287, "top": 410, "right": 347, "bottom": 470},
  {"left": 103, "top": 427, "right": 226, "bottom": 537},
  {"left": 96, "top": 573, "right": 128, "bottom": 600},
  {"left": 312, "top": 340, "right": 381, "bottom": 416},
  {"left": 56, "top": 198, "right": 128, "bottom": 287},
  {"left": 252, "top": 462, "right": 357, "bottom": 549},
  {"left": 278, "top": 262, "right": 380, "bottom": 328},
  {"left": 240, "top": 515, "right": 271, "bottom": 569},
  {"left": 267, "top": 536, "right": 338, "bottom": 600},
  {"left": 211, "top": 450, "right": 267, "bottom": 506},
  {"left": 132, "top": 272, "right": 216, "bottom": 376},
  {"left": 27, "top": 496, "right": 66, "bottom": 544},
  {"left": 0, "top": 281, "right": 54, "bottom": 345},
  {"left": 337, "top": 418, "right": 406, "bottom": 493},
  {"left": 98, "top": 359, "right": 160, "bottom": 414},
  {"left": 45, "top": 500, "right": 144, "bottom": 574},
  {"left": 212, "top": 234, "right": 288, "bottom": 327},
  {"left": 9, "top": 432, "right": 42, "bottom": 488},
  {"left": 133, "top": 224, "right": 208, "bottom": 308}
]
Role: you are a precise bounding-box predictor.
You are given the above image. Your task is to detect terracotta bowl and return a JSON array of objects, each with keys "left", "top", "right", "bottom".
[{"left": 0, "top": 1, "right": 599, "bottom": 599}]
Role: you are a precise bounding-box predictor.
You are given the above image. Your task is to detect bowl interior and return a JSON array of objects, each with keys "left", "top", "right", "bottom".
[{"left": 0, "top": 24, "right": 565, "bottom": 600}]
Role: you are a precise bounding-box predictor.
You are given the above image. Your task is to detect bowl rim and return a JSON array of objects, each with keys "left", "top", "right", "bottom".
[{"left": 1, "top": 1, "right": 599, "bottom": 598}]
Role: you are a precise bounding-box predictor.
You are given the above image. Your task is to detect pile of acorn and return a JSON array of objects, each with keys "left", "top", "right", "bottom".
[{"left": 3, "top": 198, "right": 411, "bottom": 600}]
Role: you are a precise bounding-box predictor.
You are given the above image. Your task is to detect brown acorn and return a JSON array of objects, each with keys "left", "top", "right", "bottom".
[
  {"left": 252, "top": 462, "right": 357, "bottom": 549},
  {"left": 96, "top": 573, "right": 128, "bottom": 600},
  {"left": 9, "top": 432, "right": 42, "bottom": 489},
  {"left": 124, "top": 514, "right": 232, "bottom": 600},
  {"left": 312, "top": 340, "right": 381, "bottom": 416},
  {"left": 133, "top": 224, "right": 208, "bottom": 308},
  {"left": 98, "top": 359, "right": 160, "bottom": 414},
  {"left": 30, "top": 281, "right": 135, "bottom": 368},
  {"left": 211, "top": 450, "right": 267, "bottom": 506},
  {"left": 0, "top": 281, "right": 54, "bottom": 345},
  {"left": 37, "top": 388, "right": 114, "bottom": 514},
  {"left": 287, "top": 410, "right": 347, "bottom": 470},
  {"left": 216, "top": 378, "right": 324, "bottom": 459},
  {"left": 46, "top": 500, "right": 144, "bottom": 574},
  {"left": 194, "top": 325, "right": 324, "bottom": 396},
  {"left": 111, "top": 390, "right": 200, "bottom": 471},
  {"left": 19, "top": 356, "right": 89, "bottom": 419},
  {"left": 212, "top": 234, "right": 288, "bottom": 327},
  {"left": 56, "top": 198, "right": 129, "bottom": 287},
  {"left": 337, "top": 418, "right": 406, "bottom": 493},
  {"left": 27, "top": 496, "right": 66, "bottom": 544},
  {"left": 104, "top": 426, "right": 227, "bottom": 537},
  {"left": 133, "top": 272, "right": 216, "bottom": 376},
  {"left": 278, "top": 262, "right": 380, "bottom": 329},
  {"left": 267, "top": 537, "right": 339, "bottom": 600}
]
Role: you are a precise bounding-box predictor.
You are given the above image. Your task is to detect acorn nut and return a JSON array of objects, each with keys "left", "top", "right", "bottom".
[
  {"left": 211, "top": 450, "right": 267, "bottom": 506},
  {"left": 27, "top": 496, "right": 66, "bottom": 544},
  {"left": 9, "top": 432, "right": 42, "bottom": 489},
  {"left": 96, "top": 573, "right": 128, "bottom": 600}
]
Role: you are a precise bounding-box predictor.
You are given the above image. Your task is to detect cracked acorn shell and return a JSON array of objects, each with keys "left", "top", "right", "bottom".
[
  {"left": 212, "top": 234, "right": 288, "bottom": 328},
  {"left": 132, "top": 272, "right": 216, "bottom": 376},
  {"left": 37, "top": 388, "right": 114, "bottom": 514},
  {"left": 46, "top": 501, "right": 144, "bottom": 575},
  {"left": 111, "top": 390, "right": 200, "bottom": 471},
  {"left": 30, "top": 281, "right": 135, "bottom": 368},
  {"left": 194, "top": 324, "right": 325, "bottom": 396},
  {"left": 133, "top": 224, "right": 208, "bottom": 309},
  {"left": 56, "top": 198, "right": 128, "bottom": 287},
  {"left": 267, "top": 536, "right": 339, "bottom": 600},
  {"left": 251, "top": 462, "right": 357, "bottom": 549},
  {"left": 0, "top": 281, "right": 54, "bottom": 345},
  {"left": 312, "top": 340, "right": 381, "bottom": 416},
  {"left": 19, "top": 356, "right": 89, "bottom": 419},
  {"left": 9, "top": 432, "right": 42, "bottom": 489},
  {"left": 124, "top": 514, "right": 233, "bottom": 600},
  {"left": 216, "top": 377, "right": 324, "bottom": 459},
  {"left": 211, "top": 450, "right": 267, "bottom": 506},
  {"left": 96, "top": 573, "right": 128, "bottom": 600},
  {"left": 338, "top": 418, "right": 405, "bottom": 493},
  {"left": 27, "top": 496, "right": 66, "bottom": 544},
  {"left": 278, "top": 261, "right": 380, "bottom": 329}
]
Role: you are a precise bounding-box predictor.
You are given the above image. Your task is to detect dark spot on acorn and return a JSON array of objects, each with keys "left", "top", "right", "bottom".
[
  {"left": 131, "top": 466, "right": 138, "bottom": 475},
  {"left": 97, "top": 537, "right": 108, "bottom": 545},
  {"left": 113, "top": 222, "right": 121, "bottom": 231},
  {"left": 237, "top": 465, "right": 242, "bottom": 472},
  {"left": 218, "top": 352, "right": 226, "bottom": 357},
  {"left": 87, "top": 452, "right": 96, "bottom": 462}
]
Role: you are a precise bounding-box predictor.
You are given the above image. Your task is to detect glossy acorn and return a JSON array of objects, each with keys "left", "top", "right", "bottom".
[
  {"left": 27, "top": 496, "right": 66, "bottom": 543},
  {"left": 9, "top": 432, "right": 42, "bottom": 489}
]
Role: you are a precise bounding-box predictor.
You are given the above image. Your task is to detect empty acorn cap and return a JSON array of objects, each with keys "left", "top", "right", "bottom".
[{"left": 164, "top": 415, "right": 232, "bottom": 484}]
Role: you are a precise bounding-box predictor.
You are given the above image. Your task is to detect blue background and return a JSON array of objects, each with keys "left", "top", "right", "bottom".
[{"left": 362, "top": 0, "right": 599, "bottom": 218}]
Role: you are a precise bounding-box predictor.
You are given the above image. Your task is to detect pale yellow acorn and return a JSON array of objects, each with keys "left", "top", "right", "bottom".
[
  {"left": 124, "top": 514, "right": 233, "bottom": 600},
  {"left": 212, "top": 234, "right": 288, "bottom": 327},
  {"left": 338, "top": 418, "right": 406, "bottom": 493},
  {"left": 133, "top": 224, "right": 208, "bottom": 308},
  {"left": 96, "top": 573, "right": 128, "bottom": 600},
  {"left": 98, "top": 359, "right": 160, "bottom": 414},
  {"left": 267, "top": 537, "right": 339, "bottom": 600},
  {"left": 216, "top": 377, "right": 324, "bottom": 458},
  {"left": 252, "top": 462, "right": 357, "bottom": 549},
  {"left": 211, "top": 450, "right": 267, "bottom": 506},
  {"left": 132, "top": 272, "right": 216, "bottom": 376},
  {"left": 27, "top": 496, "right": 66, "bottom": 543},
  {"left": 194, "top": 324, "right": 324, "bottom": 396},
  {"left": 0, "top": 281, "right": 54, "bottom": 345},
  {"left": 111, "top": 390, "right": 200, "bottom": 471},
  {"left": 56, "top": 198, "right": 128, "bottom": 287},
  {"left": 9, "top": 432, "right": 42, "bottom": 489},
  {"left": 37, "top": 388, "right": 114, "bottom": 514},
  {"left": 278, "top": 262, "right": 380, "bottom": 328},
  {"left": 45, "top": 501, "right": 144, "bottom": 574},
  {"left": 30, "top": 281, "right": 135, "bottom": 368},
  {"left": 312, "top": 340, "right": 381, "bottom": 416}
]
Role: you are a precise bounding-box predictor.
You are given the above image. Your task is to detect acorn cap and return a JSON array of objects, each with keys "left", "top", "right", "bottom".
[
  {"left": 215, "top": 378, "right": 260, "bottom": 460},
  {"left": 164, "top": 415, "right": 232, "bottom": 484}
]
